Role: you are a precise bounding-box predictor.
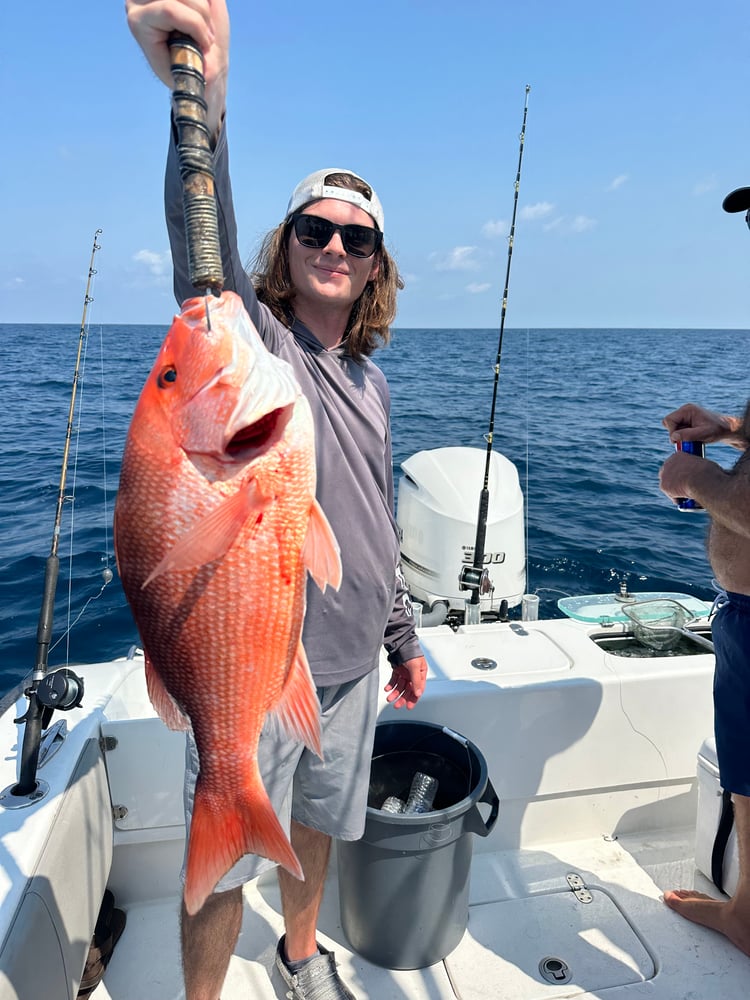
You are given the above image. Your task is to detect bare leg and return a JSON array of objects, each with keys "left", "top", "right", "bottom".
[
  {"left": 181, "top": 885, "right": 243, "bottom": 1000},
  {"left": 278, "top": 820, "right": 332, "bottom": 960},
  {"left": 664, "top": 793, "right": 750, "bottom": 956}
]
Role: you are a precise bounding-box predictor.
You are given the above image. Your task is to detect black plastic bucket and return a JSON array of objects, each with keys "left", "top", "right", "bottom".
[{"left": 337, "top": 720, "right": 499, "bottom": 970}]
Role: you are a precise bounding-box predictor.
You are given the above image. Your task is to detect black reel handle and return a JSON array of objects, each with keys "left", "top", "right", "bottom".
[{"left": 168, "top": 32, "right": 224, "bottom": 294}]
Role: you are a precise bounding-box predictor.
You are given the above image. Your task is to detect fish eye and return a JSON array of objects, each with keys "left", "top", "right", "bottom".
[{"left": 157, "top": 367, "right": 178, "bottom": 389}]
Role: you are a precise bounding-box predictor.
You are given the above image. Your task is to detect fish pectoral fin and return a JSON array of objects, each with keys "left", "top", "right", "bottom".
[
  {"left": 271, "top": 641, "right": 322, "bottom": 759},
  {"left": 184, "top": 773, "right": 303, "bottom": 916},
  {"left": 145, "top": 654, "right": 191, "bottom": 731},
  {"left": 302, "top": 499, "right": 342, "bottom": 593},
  {"left": 142, "top": 480, "right": 270, "bottom": 588}
]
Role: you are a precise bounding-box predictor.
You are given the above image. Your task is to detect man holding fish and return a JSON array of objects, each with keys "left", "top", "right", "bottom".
[{"left": 124, "top": 2, "right": 428, "bottom": 998}]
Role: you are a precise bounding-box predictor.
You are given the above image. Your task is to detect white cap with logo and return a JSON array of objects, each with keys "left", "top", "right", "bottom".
[{"left": 286, "top": 168, "right": 384, "bottom": 232}]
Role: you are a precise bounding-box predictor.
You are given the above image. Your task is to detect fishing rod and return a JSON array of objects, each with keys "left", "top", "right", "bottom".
[
  {"left": 168, "top": 31, "right": 224, "bottom": 322},
  {"left": 10, "top": 231, "right": 102, "bottom": 802},
  {"left": 459, "top": 85, "right": 530, "bottom": 621}
]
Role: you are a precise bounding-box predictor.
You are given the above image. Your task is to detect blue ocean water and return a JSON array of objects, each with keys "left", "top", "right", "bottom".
[{"left": 1, "top": 323, "right": 747, "bottom": 697}]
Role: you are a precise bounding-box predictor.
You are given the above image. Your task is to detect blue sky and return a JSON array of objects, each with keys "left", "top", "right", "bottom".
[{"left": 4, "top": 1, "right": 749, "bottom": 329}]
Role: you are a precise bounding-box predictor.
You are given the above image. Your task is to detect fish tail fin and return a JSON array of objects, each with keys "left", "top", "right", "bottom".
[
  {"left": 183, "top": 772, "right": 303, "bottom": 916},
  {"left": 272, "top": 641, "right": 322, "bottom": 759}
]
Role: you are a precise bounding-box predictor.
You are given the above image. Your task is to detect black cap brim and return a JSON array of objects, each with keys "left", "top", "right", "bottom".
[{"left": 722, "top": 187, "right": 750, "bottom": 213}]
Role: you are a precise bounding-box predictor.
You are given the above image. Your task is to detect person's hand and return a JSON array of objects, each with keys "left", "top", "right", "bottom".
[
  {"left": 658, "top": 450, "right": 707, "bottom": 504},
  {"left": 662, "top": 403, "right": 737, "bottom": 445},
  {"left": 384, "top": 656, "right": 428, "bottom": 710},
  {"left": 126, "top": 0, "right": 230, "bottom": 132}
]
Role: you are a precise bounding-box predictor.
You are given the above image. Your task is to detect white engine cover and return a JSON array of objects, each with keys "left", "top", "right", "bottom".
[{"left": 397, "top": 446, "right": 526, "bottom": 612}]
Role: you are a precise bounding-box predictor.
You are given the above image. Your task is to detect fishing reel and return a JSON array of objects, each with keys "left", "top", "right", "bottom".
[
  {"left": 458, "top": 565, "right": 493, "bottom": 596},
  {"left": 17, "top": 668, "right": 85, "bottom": 731},
  {"left": 35, "top": 668, "right": 85, "bottom": 713}
]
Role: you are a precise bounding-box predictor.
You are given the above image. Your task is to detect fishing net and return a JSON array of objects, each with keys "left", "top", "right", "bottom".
[{"left": 622, "top": 599, "right": 705, "bottom": 652}]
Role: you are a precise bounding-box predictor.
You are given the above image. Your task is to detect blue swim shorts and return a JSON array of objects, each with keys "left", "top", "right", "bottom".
[{"left": 712, "top": 591, "right": 750, "bottom": 796}]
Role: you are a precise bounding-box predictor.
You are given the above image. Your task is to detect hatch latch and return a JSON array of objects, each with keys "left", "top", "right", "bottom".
[{"left": 566, "top": 872, "right": 593, "bottom": 903}]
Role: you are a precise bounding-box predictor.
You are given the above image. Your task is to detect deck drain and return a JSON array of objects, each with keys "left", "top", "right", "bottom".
[
  {"left": 538, "top": 956, "right": 572, "bottom": 984},
  {"left": 471, "top": 657, "right": 497, "bottom": 671}
]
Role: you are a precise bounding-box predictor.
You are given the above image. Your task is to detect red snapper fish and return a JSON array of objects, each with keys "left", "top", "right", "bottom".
[{"left": 114, "top": 291, "right": 341, "bottom": 915}]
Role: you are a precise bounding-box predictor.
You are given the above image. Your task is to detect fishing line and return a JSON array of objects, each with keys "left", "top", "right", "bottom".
[
  {"left": 62, "top": 308, "right": 89, "bottom": 664},
  {"left": 97, "top": 323, "right": 114, "bottom": 580},
  {"left": 459, "top": 85, "right": 531, "bottom": 615},
  {"left": 57, "top": 283, "right": 114, "bottom": 662}
]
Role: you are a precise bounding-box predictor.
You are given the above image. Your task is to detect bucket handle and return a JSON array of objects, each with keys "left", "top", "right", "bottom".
[{"left": 465, "top": 776, "right": 499, "bottom": 837}]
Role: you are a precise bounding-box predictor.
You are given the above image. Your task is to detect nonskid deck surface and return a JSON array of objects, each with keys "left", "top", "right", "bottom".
[{"left": 96, "top": 833, "right": 750, "bottom": 1000}]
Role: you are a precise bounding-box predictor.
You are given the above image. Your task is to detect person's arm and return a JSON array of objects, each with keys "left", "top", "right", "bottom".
[
  {"left": 383, "top": 566, "right": 428, "bottom": 710},
  {"left": 660, "top": 451, "right": 750, "bottom": 538},
  {"left": 126, "top": 0, "right": 229, "bottom": 138},
  {"left": 660, "top": 400, "right": 750, "bottom": 536},
  {"left": 165, "top": 123, "right": 258, "bottom": 317},
  {"left": 663, "top": 402, "right": 747, "bottom": 450},
  {"left": 127, "top": 0, "right": 262, "bottom": 323}
]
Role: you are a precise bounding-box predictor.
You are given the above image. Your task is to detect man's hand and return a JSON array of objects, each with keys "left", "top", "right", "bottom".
[
  {"left": 659, "top": 450, "right": 709, "bottom": 504},
  {"left": 385, "top": 656, "right": 428, "bottom": 710},
  {"left": 663, "top": 403, "right": 741, "bottom": 446},
  {"left": 126, "top": 0, "right": 230, "bottom": 134}
]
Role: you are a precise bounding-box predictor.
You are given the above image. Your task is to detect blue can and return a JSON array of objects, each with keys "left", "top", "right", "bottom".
[{"left": 675, "top": 441, "right": 705, "bottom": 511}]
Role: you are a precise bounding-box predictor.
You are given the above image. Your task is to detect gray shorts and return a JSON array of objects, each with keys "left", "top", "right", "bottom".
[{"left": 182, "top": 667, "right": 381, "bottom": 891}]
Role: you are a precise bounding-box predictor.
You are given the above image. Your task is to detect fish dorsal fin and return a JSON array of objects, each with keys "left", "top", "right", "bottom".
[
  {"left": 142, "top": 479, "right": 270, "bottom": 588},
  {"left": 302, "top": 499, "right": 342, "bottom": 593},
  {"left": 145, "top": 652, "right": 191, "bottom": 731},
  {"left": 271, "top": 640, "right": 322, "bottom": 759}
]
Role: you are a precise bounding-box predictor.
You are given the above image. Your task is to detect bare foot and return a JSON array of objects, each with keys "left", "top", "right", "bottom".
[{"left": 664, "top": 889, "right": 750, "bottom": 957}]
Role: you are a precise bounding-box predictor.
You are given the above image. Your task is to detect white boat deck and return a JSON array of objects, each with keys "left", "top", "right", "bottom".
[
  {"left": 2, "top": 612, "right": 748, "bottom": 999},
  {"left": 95, "top": 829, "right": 749, "bottom": 999}
]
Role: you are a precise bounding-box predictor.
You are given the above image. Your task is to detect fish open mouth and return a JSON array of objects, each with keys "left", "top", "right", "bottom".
[{"left": 226, "top": 406, "right": 289, "bottom": 457}]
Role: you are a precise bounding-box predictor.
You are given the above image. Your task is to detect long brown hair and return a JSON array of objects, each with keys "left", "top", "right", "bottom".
[{"left": 249, "top": 172, "right": 403, "bottom": 361}]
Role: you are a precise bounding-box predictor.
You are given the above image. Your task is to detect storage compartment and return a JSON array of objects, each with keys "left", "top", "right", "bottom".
[{"left": 591, "top": 627, "right": 713, "bottom": 658}]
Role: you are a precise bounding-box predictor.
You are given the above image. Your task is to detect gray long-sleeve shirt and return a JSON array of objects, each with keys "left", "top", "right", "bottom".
[{"left": 164, "top": 126, "right": 422, "bottom": 686}]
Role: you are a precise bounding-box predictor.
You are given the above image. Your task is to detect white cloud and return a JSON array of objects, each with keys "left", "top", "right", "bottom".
[
  {"left": 4, "top": 277, "right": 24, "bottom": 291},
  {"left": 540, "top": 215, "right": 597, "bottom": 234},
  {"left": 133, "top": 249, "right": 172, "bottom": 277},
  {"left": 607, "top": 174, "right": 629, "bottom": 191},
  {"left": 466, "top": 282, "right": 491, "bottom": 294},
  {"left": 521, "top": 202, "right": 555, "bottom": 221},
  {"left": 482, "top": 219, "right": 508, "bottom": 238},
  {"left": 430, "top": 246, "right": 480, "bottom": 271},
  {"left": 570, "top": 215, "right": 597, "bottom": 232}
]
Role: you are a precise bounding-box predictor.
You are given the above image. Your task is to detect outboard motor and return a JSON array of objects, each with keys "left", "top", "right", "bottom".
[{"left": 397, "top": 447, "right": 526, "bottom": 615}]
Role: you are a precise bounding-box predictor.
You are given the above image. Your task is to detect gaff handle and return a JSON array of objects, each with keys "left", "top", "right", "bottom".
[{"left": 168, "top": 33, "right": 224, "bottom": 293}]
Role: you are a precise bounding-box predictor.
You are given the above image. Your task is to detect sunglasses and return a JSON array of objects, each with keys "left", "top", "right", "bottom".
[{"left": 291, "top": 213, "right": 382, "bottom": 258}]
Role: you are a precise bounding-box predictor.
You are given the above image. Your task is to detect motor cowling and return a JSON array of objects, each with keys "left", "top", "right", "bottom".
[{"left": 397, "top": 447, "right": 526, "bottom": 613}]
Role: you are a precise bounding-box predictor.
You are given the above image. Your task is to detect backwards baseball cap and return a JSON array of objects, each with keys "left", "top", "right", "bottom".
[
  {"left": 722, "top": 187, "right": 750, "bottom": 213},
  {"left": 286, "top": 168, "right": 384, "bottom": 232}
]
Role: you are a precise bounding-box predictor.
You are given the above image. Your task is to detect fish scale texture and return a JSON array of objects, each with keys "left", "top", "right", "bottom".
[{"left": 114, "top": 293, "right": 340, "bottom": 914}]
